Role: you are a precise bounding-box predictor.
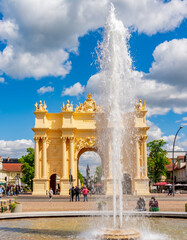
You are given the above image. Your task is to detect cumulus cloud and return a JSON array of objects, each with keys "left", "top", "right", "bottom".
[
  {"left": 87, "top": 37, "right": 187, "bottom": 116},
  {"left": 37, "top": 86, "right": 54, "bottom": 94},
  {"left": 61, "top": 82, "right": 85, "bottom": 96},
  {"left": 147, "top": 39, "right": 187, "bottom": 87},
  {"left": 0, "top": 0, "right": 186, "bottom": 79},
  {"left": 147, "top": 120, "right": 185, "bottom": 156},
  {"left": 0, "top": 46, "right": 71, "bottom": 79},
  {"left": 0, "top": 139, "right": 34, "bottom": 158}
]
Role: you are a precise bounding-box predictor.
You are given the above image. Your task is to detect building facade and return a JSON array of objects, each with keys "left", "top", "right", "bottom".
[
  {"left": 32, "top": 94, "right": 149, "bottom": 195},
  {"left": 0, "top": 157, "right": 23, "bottom": 185}
]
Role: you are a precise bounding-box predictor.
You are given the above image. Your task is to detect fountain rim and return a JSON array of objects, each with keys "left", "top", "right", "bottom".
[{"left": 0, "top": 210, "right": 186, "bottom": 220}]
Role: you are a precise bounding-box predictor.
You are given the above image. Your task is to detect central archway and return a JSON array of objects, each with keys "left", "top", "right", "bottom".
[{"left": 77, "top": 148, "right": 102, "bottom": 193}]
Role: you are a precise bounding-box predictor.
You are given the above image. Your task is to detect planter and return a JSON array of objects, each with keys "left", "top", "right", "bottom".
[
  {"left": 11, "top": 203, "right": 22, "bottom": 213},
  {"left": 185, "top": 203, "right": 187, "bottom": 212}
]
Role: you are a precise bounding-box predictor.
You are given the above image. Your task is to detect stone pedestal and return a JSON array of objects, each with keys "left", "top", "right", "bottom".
[
  {"left": 32, "top": 178, "right": 49, "bottom": 195},
  {"left": 134, "top": 178, "right": 149, "bottom": 195}
]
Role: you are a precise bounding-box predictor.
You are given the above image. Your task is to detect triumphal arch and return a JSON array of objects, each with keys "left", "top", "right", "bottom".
[{"left": 32, "top": 93, "right": 149, "bottom": 195}]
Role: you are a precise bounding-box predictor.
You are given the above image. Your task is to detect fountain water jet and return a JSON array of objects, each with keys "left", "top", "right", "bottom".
[{"left": 96, "top": 4, "right": 140, "bottom": 239}]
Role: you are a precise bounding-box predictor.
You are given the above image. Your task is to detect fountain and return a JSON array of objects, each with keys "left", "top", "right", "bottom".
[{"left": 96, "top": 4, "right": 139, "bottom": 239}]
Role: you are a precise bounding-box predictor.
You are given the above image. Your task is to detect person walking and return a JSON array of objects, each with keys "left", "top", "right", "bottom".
[
  {"left": 82, "top": 186, "right": 89, "bottom": 202},
  {"left": 49, "top": 188, "right": 53, "bottom": 202},
  {"left": 75, "top": 186, "right": 80, "bottom": 201}
]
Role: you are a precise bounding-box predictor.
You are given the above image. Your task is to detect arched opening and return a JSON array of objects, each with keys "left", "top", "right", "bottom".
[
  {"left": 122, "top": 173, "right": 132, "bottom": 194},
  {"left": 50, "top": 174, "right": 60, "bottom": 194},
  {"left": 78, "top": 148, "right": 102, "bottom": 194}
]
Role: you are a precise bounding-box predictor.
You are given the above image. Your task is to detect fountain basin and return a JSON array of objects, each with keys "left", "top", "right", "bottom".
[{"left": 99, "top": 228, "right": 140, "bottom": 240}]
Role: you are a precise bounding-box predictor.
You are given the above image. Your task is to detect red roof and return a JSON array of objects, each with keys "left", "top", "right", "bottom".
[{"left": 2, "top": 163, "right": 23, "bottom": 172}]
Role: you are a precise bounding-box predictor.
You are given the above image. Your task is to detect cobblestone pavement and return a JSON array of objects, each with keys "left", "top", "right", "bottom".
[{"left": 4, "top": 193, "right": 186, "bottom": 213}]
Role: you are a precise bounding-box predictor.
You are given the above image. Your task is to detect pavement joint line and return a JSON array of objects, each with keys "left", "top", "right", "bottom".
[{"left": 0, "top": 211, "right": 187, "bottom": 220}]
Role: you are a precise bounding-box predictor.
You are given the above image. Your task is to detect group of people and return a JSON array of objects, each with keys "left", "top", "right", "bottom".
[
  {"left": 136, "top": 196, "right": 159, "bottom": 212},
  {"left": 0, "top": 184, "right": 22, "bottom": 197},
  {"left": 69, "top": 186, "right": 90, "bottom": 202},
  {"left": 48, "top": 185, "right": 90, "bottom": 202}
]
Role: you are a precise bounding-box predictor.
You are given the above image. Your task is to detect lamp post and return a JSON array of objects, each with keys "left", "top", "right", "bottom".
[{"left": 172, "top": 126, "right": 183, "bottom": 197}]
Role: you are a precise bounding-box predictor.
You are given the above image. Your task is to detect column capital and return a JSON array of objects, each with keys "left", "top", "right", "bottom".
[
  {"left": 34, "top": 136, "right": 40, "bottom": 142},
  {"left": 61, "top": 136, "right": 67, "bottom": 142},
  {"left": 69, "top": 136, "right": 74, "bottom": 142},
  {"left": 141, "top": 136, "right": 148, "bottom": 142},
  {"left": 41, "top": 136, "right": 47, "bottom": 142}
]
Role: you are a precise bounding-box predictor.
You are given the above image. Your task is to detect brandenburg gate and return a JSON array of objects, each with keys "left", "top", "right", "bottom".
[{"left": 32, "top": 93, "right": 149, "bottom": 195}]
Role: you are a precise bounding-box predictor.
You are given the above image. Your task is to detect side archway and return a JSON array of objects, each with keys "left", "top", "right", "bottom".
[{"left": 50, "top": 174, "right": 60, "bottom": 194}]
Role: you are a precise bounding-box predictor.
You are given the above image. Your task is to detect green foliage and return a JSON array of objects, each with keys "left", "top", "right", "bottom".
[
  {"left": 78, "top": 171, "right": 84, "bottom": 185},
  {"left": 94, "top": 165, "right": 102, "bottom": 183},
  {"left": 19, "top": 148, "right": 35, "bottom": 190},
  {"left": 147, "top": 140, "right": 170, "bottom": 183}
]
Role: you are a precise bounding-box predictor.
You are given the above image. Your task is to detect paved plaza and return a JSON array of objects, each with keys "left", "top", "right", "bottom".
[{"left": 2, "top": 193, "right": 186, "bottom": 213}]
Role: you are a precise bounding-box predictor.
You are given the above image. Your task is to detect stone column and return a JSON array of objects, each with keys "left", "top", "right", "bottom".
[
  {"left": 69, "top": 137, "right": 74, "bottom": 179},
  {"left": 34, "top": 137, "right": 39, "bottom": 179},
  {"left": 136, "top": 139, "right": 140, "bottom": 178},
  {"left": 42, "top": 137, "right": 47, "bottom": 179},
  {"left": 61, "top": 137, "right": 67, "bottom": 178},
  {"left": 143, "top": 136, "right": 148, "bottom": 178}
]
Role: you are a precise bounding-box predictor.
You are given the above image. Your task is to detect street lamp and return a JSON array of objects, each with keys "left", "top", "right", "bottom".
[{"left": 172, "top": 126, "right": 183, "bottom": 197}]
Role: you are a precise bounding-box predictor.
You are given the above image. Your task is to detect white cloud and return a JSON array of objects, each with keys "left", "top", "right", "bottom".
[
  {"left": 147, "top": 39, "right": 187, "bottom": 87},
  {"left": 86, "top": 68, "right": 187, "bottom": 116},
  {"left": 147, "top": 120, "right": 162, "bottom": 142},
  {"left": 0, "top": 46, "right": 71, "bottom": 79},
  {"left": 115, "top": 0, "right": 187, "bottom": 35},
  {"left": 37, "top": 86, "right": 54, "bottom": 94},
  {"left": 182, "top": 117, "right": 187, "bottom": 121},
  {"left": 61, "top": 82, "right": 85, "bottom": 96},
  {"left": 147, "top": 120, "right": 185, "bottom": 154},
  {"left": 0, "top": 77, "right": 5, "bottom": 83},
  {"left": 0, "top": 0, "right": 186, "bottom": 79},
  {"left": 0, "top": 139, "right": 34, "bottom": 158}
]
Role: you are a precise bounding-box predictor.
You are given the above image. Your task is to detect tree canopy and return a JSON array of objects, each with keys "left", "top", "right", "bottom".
[
  {"left": 19, "top": 148, "right": 35, "bottom": 190},
  {"left": 147, "top": 140, "right": 170, "bottom": 184}
]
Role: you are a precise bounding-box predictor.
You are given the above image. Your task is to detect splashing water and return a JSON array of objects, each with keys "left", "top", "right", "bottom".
[{"left": 96, "top": 4, "right": 136, "bottom": 228}]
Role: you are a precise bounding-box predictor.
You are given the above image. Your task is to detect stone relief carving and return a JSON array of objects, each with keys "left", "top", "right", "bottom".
[{"left": 74, "top": 137, "right": 96, "bottom": 153}]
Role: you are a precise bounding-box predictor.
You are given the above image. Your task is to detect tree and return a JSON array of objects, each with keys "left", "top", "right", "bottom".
[
  {"left": 19, "top": 148, "right": 35, "bottom": 190},
  {"left": 147, "top": 140, "right": 170, "bottom": 183},
  {"left": 78, "top": 170, "right": 84, "bottom": 185}
]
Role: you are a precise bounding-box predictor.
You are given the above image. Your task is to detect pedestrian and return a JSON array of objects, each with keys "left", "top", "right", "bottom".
[
  {"left": 49, "top": 188, "right": 53, "bottom": 201},
  {"left": 75, "top": 186, "right": 80, "bottom": 201},
  {"left": 69, "top": 186, "right": 75, "bottom": 202},
  {"left": 168, "top": 186, "right": 172, "bottom": 195},
  {"left": 82, "top": 186, "right": 89, "bottom": 202}
]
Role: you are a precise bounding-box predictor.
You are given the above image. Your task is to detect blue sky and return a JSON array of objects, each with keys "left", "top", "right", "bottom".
[{"left": 0, "top": 0, "right": 187, "bottom": 164}]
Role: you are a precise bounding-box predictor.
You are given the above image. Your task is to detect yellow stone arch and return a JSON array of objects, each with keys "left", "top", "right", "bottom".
[{"left": 32, "top": 94, "right": 149, "bottom": 195}]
